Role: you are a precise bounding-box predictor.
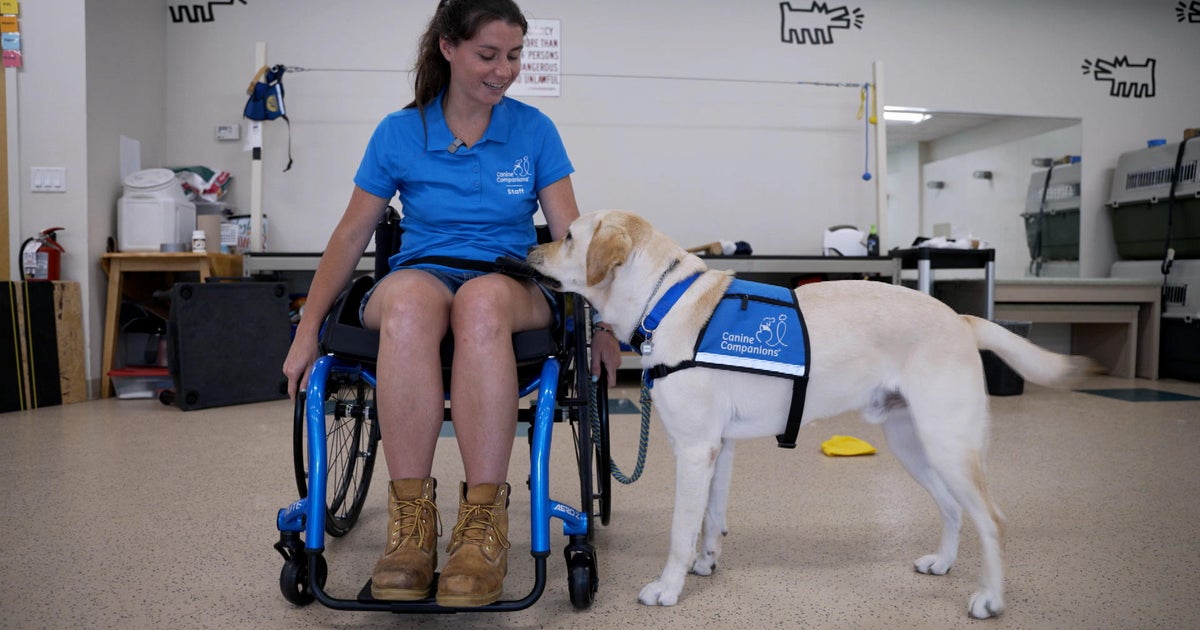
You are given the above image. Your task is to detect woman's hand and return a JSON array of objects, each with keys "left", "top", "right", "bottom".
[
  {"left": 282, "top": 331, "right": 320, "bottom": 400},
  {"left": 590, "top": 323, "right": 623, "bottom": 387}
]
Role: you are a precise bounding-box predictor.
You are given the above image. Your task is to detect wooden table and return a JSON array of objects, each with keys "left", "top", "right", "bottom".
[
  {"left": 994, "top": 278, "right": 1162, "bottom": 379},
  {"left": 99, "top": 252, "right": 243, "bottom": 398},
  {"left": 701, "top": 254, "right": 900, "bottom": 283}
]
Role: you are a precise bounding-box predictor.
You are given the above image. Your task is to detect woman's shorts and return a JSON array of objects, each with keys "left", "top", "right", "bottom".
[{"left": 358, "top": 265, "right": 558, "bottom": 328}]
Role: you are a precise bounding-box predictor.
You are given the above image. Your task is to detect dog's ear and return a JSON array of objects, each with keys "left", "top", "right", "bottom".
[{"left": 586, "top": 220, "right": 632, "bottom": 286}]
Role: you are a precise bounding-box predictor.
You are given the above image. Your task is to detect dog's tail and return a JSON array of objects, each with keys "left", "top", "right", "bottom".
[{"left": 964, "top": 315, "right": 1101, "bottom": 387}]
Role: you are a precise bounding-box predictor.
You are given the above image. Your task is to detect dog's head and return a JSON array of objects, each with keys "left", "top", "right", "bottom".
[{"left": 527, "top": 210, "right": 679, "bottom": 305}]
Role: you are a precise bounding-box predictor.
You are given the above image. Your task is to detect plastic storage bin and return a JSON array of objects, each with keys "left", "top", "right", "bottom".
[
  {"left": 108, "top": 366, "right": 173, "bottom": 399},
  {"left": 982, "top": 320, "right": 1032, "bottom": 396}
]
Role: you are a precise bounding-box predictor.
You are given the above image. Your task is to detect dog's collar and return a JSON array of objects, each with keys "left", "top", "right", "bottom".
[{"left": 630, "top": 268, "right": 702, "bottom": 354}]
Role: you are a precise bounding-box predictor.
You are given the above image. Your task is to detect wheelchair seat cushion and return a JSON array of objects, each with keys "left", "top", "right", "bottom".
[
  {"left": 319, "top": 275, "right": 381, "bottom": 362},
  {"left": 318, "top": 275, "right": 558, "bottom": 365}
]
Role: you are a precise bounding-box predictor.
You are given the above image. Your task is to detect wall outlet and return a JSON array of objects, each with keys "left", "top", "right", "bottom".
[
  {"left": 215, "top": 123, "right": 241, "bottom": 141},
  {"left": 31, "top": 167, "right": 66, "bottom": 193}
]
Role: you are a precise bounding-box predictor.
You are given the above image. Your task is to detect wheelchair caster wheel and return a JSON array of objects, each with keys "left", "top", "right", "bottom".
[
  {"left": 279, "top": 552, "right": 327, "bottom": 606},
  {"left": 566, "top": 548, "right": 598, "bottom": 609}
]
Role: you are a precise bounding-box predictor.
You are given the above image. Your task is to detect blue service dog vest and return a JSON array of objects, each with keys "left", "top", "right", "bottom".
[{"left": 641, "top": 278, "right": 811, "bottom": 448}]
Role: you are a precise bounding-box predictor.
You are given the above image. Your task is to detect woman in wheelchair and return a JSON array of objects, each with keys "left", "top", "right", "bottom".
[{"left": 282, "top": 0, "right": 621, "bottom": 608}]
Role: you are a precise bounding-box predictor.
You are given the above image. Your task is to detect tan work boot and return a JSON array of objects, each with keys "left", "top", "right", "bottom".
[
  {"left": 436, "top": 482, "right": 511, "bottom": 607},
  {"left": 370, "top": 478, "right": 440, "bottom": 600}
]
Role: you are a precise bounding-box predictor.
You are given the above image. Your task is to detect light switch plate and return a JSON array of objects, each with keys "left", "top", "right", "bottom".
[
  {"left": 31, "top": 167, "right": 66, "bottom": 193},
  {"left": 215, "top": 123, "right": 241, "bottom": 141}
]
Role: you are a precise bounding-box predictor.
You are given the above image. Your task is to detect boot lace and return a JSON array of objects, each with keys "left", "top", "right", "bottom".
[
  {"left": 387, "top": 497, "right": 441, "bottom": 553},
  {"left": 448, "top": 504, "right": 510, "bottom": 552}
]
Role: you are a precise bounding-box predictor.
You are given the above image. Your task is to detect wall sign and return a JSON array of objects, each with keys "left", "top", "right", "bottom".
[
  {"left": 1079, "top": 4, "right": 1197, "bottom": 99},
  {"left": 1177, "top": 1, "right": 1200, "bottom": 22},
  {"left": 509, "top": 18, "right": 561, "bottom": 98},
  {"left": 779, "top": 2, "right": 865, "bottom": 45},
  {"left": 0, "top": 1, "right": 17, "bottom": 69},
  {"left": 170, "top": 0, "right": 247, "bottom": 24},
  {"left": 1082, "top": 56, "right": 1157, "bottom": 99}
]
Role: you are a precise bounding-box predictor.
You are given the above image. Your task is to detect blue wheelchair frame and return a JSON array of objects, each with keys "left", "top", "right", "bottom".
[
  {"left": 275, "top": 350, "right": 595, "bottom": 612},
  {"left": 273, "top": 211, "right": 609, "bottom": 612}
]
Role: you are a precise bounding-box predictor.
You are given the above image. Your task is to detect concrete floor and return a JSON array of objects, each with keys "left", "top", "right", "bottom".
[{"left": 2, "top": 374, "right": 1198, "bottom": 629}]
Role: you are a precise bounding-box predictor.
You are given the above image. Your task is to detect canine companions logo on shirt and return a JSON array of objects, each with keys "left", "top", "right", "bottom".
[
  {"left": 496, "top": 156, "right": 532, "bottom": 195},
  {"left": 496, "top": 156, "right": 535, "bottom": 195},
  {"left": 694, "top": 279, "right": 808, "bottom": 377}
]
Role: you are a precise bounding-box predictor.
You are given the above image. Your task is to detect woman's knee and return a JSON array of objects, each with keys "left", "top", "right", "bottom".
[
  {"left": 449, "top": 275, "right": 527, "bottom": 341},
  {"left": 365, "top": 272, "right": 451, "bottom": 340}
]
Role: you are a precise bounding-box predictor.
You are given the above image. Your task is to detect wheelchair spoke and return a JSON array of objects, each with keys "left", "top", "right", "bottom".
[{"left": 319, "top": 371, "right": 379, "bottom": 537}]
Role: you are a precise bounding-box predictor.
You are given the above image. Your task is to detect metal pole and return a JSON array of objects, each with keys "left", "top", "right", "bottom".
[
  {"left": 250, "top": 42, "right": 266, "bottom": 253},
  {"left": 872, "top": 61, "right": 888, "bottom": 252}
]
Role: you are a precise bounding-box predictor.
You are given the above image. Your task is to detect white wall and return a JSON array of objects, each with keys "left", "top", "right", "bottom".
[
  {"left": 887, "top": 141, "right": 924, "bottom": 250},
  {"left": 919, "top": 124, "right": 1082, "bottom": 279},
  {"left": 10, "top": 0, "right": 1200, "bottom": 394},
  {"left": 86, "top": 0, "right": 170, "bottom": 390},
  {"left": 162, "top": 1, "right": 878, "bottom": 255},
  {"left": 156, "top": 0, "right": 1200, "bottom": 268},
  {"left": 8, "top": 0, "right": 90, "bottom": 388},
  {"left": 11, "top": 1, "right": 87, "bottom": 276}
]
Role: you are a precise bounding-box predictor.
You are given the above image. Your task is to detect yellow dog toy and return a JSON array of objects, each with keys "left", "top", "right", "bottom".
[{"left": 821, "top": 434, "right": 877, "bottom": 456}]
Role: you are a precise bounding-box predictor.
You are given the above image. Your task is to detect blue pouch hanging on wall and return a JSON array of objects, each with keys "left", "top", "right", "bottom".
[
  {"left": 244, "top": 64, "right": 287, "bottom": 120},
  {"left": 243, "top": 64, "right": 293, "bottom": 171}
]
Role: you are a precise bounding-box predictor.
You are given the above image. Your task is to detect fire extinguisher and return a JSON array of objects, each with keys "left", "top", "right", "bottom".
[{"left": 20, "top": 227, "right": 66, "bottom": 282}]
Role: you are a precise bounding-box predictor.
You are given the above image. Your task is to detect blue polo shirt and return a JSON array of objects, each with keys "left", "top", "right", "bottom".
[{"left": 354, "top": 91, "right": 574, "bottom": 271}]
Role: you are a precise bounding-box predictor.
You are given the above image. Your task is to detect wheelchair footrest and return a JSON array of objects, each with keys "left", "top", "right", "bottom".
[
  {"left": 356, "top": 579, "right": 450, "bottom": 614},
  {"left": 355, "top": 575, "right": 541, "bottom": 614}
]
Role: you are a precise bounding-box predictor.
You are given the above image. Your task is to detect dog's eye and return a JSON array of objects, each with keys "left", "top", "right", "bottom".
[{"left": 564, "top": 231, "right": 573, "bottom": 242}]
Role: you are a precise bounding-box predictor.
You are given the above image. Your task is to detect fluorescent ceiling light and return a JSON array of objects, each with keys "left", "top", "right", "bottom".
[{"left": 883, "top": 110, "right": 929, "bottom": 124}]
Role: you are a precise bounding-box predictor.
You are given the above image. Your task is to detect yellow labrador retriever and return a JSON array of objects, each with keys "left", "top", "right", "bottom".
[{"left": 526, "top": 210, "right": 1093, "bottom": 619}]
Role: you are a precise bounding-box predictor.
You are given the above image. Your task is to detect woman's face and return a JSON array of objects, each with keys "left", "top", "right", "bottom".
[{"left": 441, "top": 19, "right": 525, "bottom": 109}]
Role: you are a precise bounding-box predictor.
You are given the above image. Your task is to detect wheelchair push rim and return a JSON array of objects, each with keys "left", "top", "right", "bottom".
[{"left": 292, "top": 370, "right": 380, "bottom": 538}]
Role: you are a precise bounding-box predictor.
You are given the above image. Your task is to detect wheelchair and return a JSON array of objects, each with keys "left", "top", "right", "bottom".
[{"left": 274, "top": 209, "right": 614, "bottom": 613}]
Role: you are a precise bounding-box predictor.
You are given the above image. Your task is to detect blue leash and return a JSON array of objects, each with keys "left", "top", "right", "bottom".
[{"left": 589, "top": 380, "right": 652, "bottom": 485}]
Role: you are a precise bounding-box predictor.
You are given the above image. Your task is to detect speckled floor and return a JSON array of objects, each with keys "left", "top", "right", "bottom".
[{"left": 2, "top": 374, "right": 1198, "bottom": 629}]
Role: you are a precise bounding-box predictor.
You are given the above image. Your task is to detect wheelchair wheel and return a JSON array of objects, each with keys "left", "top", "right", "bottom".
[
  {"left": 293, "top": 371, "right": 380, "bottom": 537},
  {"left": 592, "top": 374, "right": 613, "bottom": 527},
  {"left": 279, "top": 550, "right": 328, "bottom": 606},
  {"left": 565, "top": 545, "right": 598, "bottom": 610}
]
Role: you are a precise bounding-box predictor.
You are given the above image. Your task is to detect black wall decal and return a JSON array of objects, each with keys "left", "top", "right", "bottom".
[
  {"left": 1081, "top": 57, "right": 1157, "bottom": 98},
  {"left": 779, "top": 2, "right": 865, "bottom": 45},
  {"left": 1177, "top": 1, "right": 1200, "bottom": 22},
  {"left": 170, "top": 0, "right": 247, "bottom": 24}
]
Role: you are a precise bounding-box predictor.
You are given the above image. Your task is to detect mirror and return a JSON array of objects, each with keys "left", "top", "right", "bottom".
[{"left": 885, "top": 110, "right": 1083, "bottom": 279}]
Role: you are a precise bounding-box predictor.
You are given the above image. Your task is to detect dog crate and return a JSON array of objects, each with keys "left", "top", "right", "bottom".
[
  {"left": 1108, "top": 139, "right": 1200, "bottom": 260},
  {"left": 1021, "top": 162, "right": 1081, "bottom": 262},
  {"left": 1111, "top": 259, "right": 1200, "bottom": 382}
]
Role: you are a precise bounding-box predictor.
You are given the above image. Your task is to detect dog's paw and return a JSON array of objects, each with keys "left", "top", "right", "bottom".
[
  {"left": 914, "top": 553, "right": 954, "bottom": 575},
  {"left": 690, "top": 553, "right": 717, "bottom": 576},
  {"left": 968, "top": 589, "right": 1005, "bottom": 619},
  {"left": 638, "top": 580, "right": 682, "bottom": 606}
]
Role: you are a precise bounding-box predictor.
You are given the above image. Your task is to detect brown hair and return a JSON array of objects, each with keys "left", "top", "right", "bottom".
[{"left": 408, "top": 0, "right": 528, "bottom": 110}]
